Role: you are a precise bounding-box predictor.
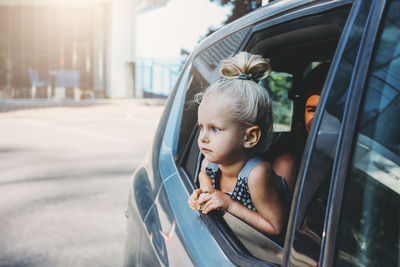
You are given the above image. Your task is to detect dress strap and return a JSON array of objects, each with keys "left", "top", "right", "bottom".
[
  {"left": 206, "top": 162, "right": 219, "bottom": 172},
  {"left": 238, "top": 157, "right": 264, "bottom": 178},
  {"left": 205, "top": 162, "right": 219, "bottom": 189}
]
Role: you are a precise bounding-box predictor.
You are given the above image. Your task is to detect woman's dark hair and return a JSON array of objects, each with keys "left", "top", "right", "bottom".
[{"left": 302, "top": 62, "right": 330, "bottom": 102}]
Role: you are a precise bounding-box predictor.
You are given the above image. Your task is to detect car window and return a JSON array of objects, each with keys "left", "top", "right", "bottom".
[
  {"left": 176, "top": 3, "right": 352, "bottom": 265},
  {"left": 177, "top": 27, "right": 253, "bottom": 178},
  {"left": 334, "top": 0, "right": 400, "bottom": 265},
  {"left": 288, "top": 1, "right": 372, "bottom": 266},
  {"left": 260, "top": 71, "right": 293, "bottom": 132}
]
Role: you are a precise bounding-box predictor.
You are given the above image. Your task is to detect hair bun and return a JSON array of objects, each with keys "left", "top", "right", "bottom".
[{"left": 220, "top": 51, "right": 271, "bottom": 82}]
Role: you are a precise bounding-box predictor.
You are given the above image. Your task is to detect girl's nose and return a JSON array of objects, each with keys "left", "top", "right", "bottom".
[{"left": 199, "top": 130, "right": 209, "bottom": 143}]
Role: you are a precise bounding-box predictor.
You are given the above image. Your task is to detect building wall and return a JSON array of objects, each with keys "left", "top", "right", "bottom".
[
  {"left": 107, "top": 0, "right": 137, "bottom": 98},
  {"left": 0, "top": 3, "right": 109, "bottom": 98},
  {"left": 0, "top": 0, "right": 143, "bottom": 99}
]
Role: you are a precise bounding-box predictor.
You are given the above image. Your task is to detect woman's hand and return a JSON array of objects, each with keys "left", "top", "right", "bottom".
[{"left": 201, "top": 190, "right": 233, "bottom": 214}]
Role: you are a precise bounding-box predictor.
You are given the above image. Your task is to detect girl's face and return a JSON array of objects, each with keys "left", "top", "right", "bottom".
[{"left": 197, "top": 93, "right": 246, "bottom": 165}]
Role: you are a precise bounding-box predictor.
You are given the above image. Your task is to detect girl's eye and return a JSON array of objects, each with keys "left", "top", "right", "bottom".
[{"left": 212, "top": 127, "right": 220, "bottom": 133}]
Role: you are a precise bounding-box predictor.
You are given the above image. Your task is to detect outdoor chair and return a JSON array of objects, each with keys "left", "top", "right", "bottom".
[
  {"left": 28, "top": 68, "right": 51, "bottom": 98},
  {"left": 54, "top": 69, "right": 81, "bottom": 100}
]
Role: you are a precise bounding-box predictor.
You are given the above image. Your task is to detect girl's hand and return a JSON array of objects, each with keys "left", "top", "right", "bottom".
[
  {"left": 188, "top": 189, "right": 202, "bottom": 210},
  {"left": 188, "top": 187, "right": 214, "bottom": 210},
  {"left": 201, "top": 190, "right": 233, "bottom": 214}
]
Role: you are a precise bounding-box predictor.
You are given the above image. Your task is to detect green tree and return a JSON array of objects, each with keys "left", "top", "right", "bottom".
[
  {"left": 213, "top": 0, "right": 262, "bottom": 23},
  {"left": 261, "top": 73, "right": 293, "bottom": 128},
  {"left": 204, "top": 0, "right": 277, "bottom": 37}
]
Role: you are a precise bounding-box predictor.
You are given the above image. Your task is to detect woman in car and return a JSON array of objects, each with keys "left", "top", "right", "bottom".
[
  {"left": 273, "top": 62, "right": 330, "bottom": 191},
  {"left": 188, "top": 52, "right": 290, "bottom": 236}
]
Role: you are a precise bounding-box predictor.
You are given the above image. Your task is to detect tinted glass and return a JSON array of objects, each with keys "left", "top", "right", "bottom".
[
  {"left": 261, "top": 71, "right": 293, "bottom": 132},
  {"left": 334, "top": 0, "right": 400, "bottom": 265},
  {"left": 289, "top": 1, "right": 371, "bottom": 265}
]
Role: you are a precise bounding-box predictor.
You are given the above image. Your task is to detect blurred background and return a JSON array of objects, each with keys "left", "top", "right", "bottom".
[
  {"left": 0, "top": 0, "right": 270, "bottom": 266},
  {"left": 0, "top": 0, "right": 269, "bottom": 100}
]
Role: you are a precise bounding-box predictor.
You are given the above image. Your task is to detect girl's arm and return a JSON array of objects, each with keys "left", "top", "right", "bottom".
[
  {"left": 273, "top": 152, "right": 297, "bottom": 192},
  {"left": 202, "top": 162, "right": 284, "bottom": 235},
  {"left": 198, "top": 158, "right": 214, "bottom": 191},
  {"left": 188, "top": 158, "right": 214, "bottom": 210},
  {"left": 245, "top": 161, "right": 284, "bottom": 235}
]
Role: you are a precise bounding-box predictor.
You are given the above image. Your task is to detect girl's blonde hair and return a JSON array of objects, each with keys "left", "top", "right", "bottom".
[{"left": 197, "top": 51, "right": 273, "bottom": 155}]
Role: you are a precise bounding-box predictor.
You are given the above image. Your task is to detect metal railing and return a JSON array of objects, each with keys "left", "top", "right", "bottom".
[{"left": 135, "top": 58, "right": 181, "bottom": 97}]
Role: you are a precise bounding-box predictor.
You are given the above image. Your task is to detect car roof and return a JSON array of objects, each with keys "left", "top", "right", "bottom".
[{"left": 192, "top": 0, "right": 352, "bottom": 56}]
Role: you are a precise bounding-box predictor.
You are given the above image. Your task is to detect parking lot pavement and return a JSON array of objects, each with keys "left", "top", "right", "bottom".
[{"left": 0, "top": 99, "right": 165, "bottom": 267}]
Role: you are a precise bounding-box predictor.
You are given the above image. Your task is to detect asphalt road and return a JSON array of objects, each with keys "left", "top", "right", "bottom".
[{"left": 0, "top": 99, "right": 165, "bottom": 267}]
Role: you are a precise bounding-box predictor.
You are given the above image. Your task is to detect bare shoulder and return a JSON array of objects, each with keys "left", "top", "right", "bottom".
[
  {"left": 247, "top": 161, "right": 282, "bottom": 204},
  {"left": 247, "top": 161, "right": 274, "bottom": 187}
]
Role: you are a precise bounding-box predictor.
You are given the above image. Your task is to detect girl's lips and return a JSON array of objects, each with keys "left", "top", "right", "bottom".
[{"left": 201, "top": 147, "right": 211, "bottom": 152}]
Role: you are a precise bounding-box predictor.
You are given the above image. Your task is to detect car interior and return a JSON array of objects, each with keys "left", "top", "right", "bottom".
[{"left": 175, "top": 5, "right": 351, "bottom": 263}]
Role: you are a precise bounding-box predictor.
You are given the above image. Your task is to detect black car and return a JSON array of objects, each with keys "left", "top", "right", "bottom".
[{"left": 124, "top": 0, "right": 400, "bottom": 266}]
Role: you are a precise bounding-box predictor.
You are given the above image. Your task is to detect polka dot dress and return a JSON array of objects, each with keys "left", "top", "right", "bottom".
[
  {"left": 205, "top": 157, "right": 291, "bottom": 213},
  {"left": 206, "top": 166, "right": 257, "bottom": 211}
]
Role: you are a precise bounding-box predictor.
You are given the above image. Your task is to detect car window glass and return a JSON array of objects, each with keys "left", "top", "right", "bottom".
[
  {"left": 260, "top": 71, "right": 293, "bottom": 132},
  {"left": 289, "top": 1, "right": 372, "bottom": 266},
  {"left": 249, "top": 7, "right": 350, "bottom": 170},
  {"left": 334, "top": 1, "right": 400, "bottom": 265}
]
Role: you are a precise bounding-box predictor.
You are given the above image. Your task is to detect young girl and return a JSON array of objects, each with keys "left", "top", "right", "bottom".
[{"left": 188, "top": 51, "right": 290, "bottom": 236}]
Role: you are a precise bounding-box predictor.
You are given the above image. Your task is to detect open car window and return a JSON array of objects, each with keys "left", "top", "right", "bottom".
[{"left": 176, "top": 4, "right": 352, "bottom": 265}]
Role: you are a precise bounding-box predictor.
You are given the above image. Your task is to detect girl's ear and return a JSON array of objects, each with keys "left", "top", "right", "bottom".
[{"left": 243, "top": 126, "right": 261, "bottom": 149}]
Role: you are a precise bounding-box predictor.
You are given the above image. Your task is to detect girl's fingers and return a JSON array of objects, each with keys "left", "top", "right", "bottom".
[
  {"left": 202, "top": 192, "right": 230, "bottom": 213},
  {"left": 193, "top": 189, "right": 202, "bottom": 199},
  {"left": 189, "top": 199, "right": 197, "bottom": 210},
  {"left": 202, "top": 187, "right": 214, "bottom": 194},
  {"left": 188, "top": 189, "right": 202, "bottom": 203},
  {"left": 189, "top": 190, "right": 226, "bottom": 213},
  {"left": 198, "top": 192, "right": 212, "bottom": 204},
  {"left": 202, "top": 202, "right": 220, "bottom": 214},
  {"left": 202, "top": 195, "right": 221, "bottom": 214},
  {"left": 188, "top": 189, "right": 201, "bottom": 210}
]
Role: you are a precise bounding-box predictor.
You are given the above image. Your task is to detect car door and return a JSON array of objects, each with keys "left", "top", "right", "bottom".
[
  {"left": 283, "top": 0, "right": 396, "bottom": 266},
  {"left": 332, "top": 1, "right": 400, "bottom": 265},
  {"left": 152, "top": 28, "right": 254, "bottom": 266},
  {"left": 161, "top": 1, "right": 358, "bottom": 266}
]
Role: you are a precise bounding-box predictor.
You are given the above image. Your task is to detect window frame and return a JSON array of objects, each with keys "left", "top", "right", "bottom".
[
  {"left": 281, "top": 0, "right": 388, "bottom": 266},
  {"left": 320, "top": 0, "right": 390, "bottom": 266},
  {"left": 282, "top": 0, "right": 380, "bottom": 265}
]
